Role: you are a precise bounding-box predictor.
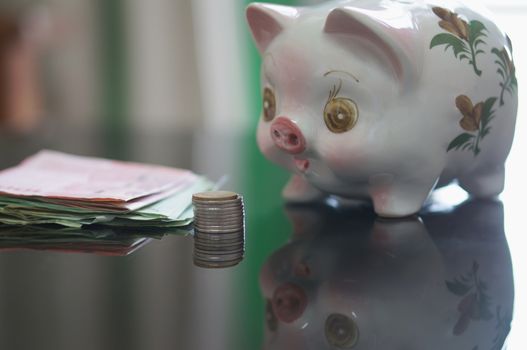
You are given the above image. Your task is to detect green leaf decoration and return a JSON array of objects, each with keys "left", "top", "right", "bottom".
[
  {"left": 447, "top": 133, "right": 474, "bottom": 152},
  {"left": 430, "top": 9, "right": 487, "bottom": 77},
  {"left": 492, "top": 47, "right": 517, "bottom": 106},
  {"left": 469, "top": 20, "right": 487, "bottom": 43},
  {"left": 466, "top": 20, "right": 487, "bottom": 76},
  {"left": 446, "top": 279, "right": 472, "bottom": 296},
  {"left": 480, "top": 97, "right": 497, "bottom": 133},
  {"left": 430, "top": 33, "right": 469, "bottom": 58}
]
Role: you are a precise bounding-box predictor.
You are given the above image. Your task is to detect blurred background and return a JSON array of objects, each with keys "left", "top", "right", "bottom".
[
  {"left": 0, "top": 0, "right": 524, "bottom": 349},
  {"left": 0, "top": 0, "right": 523, "bottom": 160}
]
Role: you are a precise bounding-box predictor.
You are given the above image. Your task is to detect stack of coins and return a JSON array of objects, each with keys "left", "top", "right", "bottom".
[{"left": 192, "top": 191, "right": 245, "bottom": 268}]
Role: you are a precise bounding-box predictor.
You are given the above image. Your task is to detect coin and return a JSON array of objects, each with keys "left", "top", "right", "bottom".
[
  {"left": 193, "top": 258, "right": 243, "bottom": 269},
  {"left": 194, "top": 237, "right": 244, "bottom": 246},
  {"left": 193, "top": 205, "right": 244, "bottom": 212},
  {"left": 194, "top": 225, "right": 244, "bottom": 234},
  {"left": 194, "top": 251, "right": 245, "bottom": 261},
  {"left": 195, "top": 227, "right": 244, "bottom": 234},
  {"left": 194, "top": 243, "right": 245, "bottom": 252},
  {"left": 194, "top": 215, "right": 244, "bottom": 223},
  {"left": 194, "top": 220, "right": 244, "bottom": 228},
  {"left": 192, "top": 190, "right": 245, "bottom": 269},
  {"left": 195, "top": 213, "right": 243, "bottom": 222},
  {"left": 194, "top": 231, "right": 244, "bottom": 240},
  {"left": 193, "top": 191, "right": 239, "bottom": 202}
]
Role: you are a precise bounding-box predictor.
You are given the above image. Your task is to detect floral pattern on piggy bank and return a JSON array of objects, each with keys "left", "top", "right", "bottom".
[{"left": 246, "top": 0, "right": 518, "bottom": 217}]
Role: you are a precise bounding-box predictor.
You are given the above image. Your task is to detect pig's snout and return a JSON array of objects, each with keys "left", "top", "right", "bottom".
[
  {"left": 270, "top": 117, "right": 306, "bottom": 154},
  {"left": 272, "top": 283, "right": 307, "bottom": 323}
]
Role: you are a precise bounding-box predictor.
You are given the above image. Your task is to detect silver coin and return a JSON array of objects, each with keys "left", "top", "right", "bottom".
[
  {"left": 193, "top": 208, "right": 244, "bottom": 216},
  {"left": 195, "top": 231, "right": 243, "bottom": 238},
  {"left": 194, "top": 246, "right": 245, "bottom": 255},
  {"left": 194, "top": 255, "right": 244, "bottom": 263},
  {"left": 195, "top": 215, "right": 244, "bottom": 221},
  {"left": 193, "top": 202, "right": 244, "bottom": 210},
  {"left": 194, "top": 223, "right": 244, "bottom": 231},
  {"left": 195, "top": 250, "right": 245, "bottom": 258},
  {"left": 195, "top": 242, "right": 245, "bottom": 251},
  {"left": 192, "top": 196, "right": 243, "bottom": 204},
  {"left": 194, "top": 227, "right": 244, "bottom": 234},
  {"left": 194, "top": 225, "right": 245, "bottom": 232},
  {"left": 194, "top": 219, "right": 244, "bottom": 227},
  {"left": 192, "top": 197, "right": 242, "bottom": 205},
  {"left": 194, "top": 215, "right": 244, "bottom": 223},
  {"left": 193, "top": 257, "right": 243, "bottom": 268},
  {"left": 195, "top": 232, "right": 243, "bottom": 239},
  {"left": 195, "top": 239, "right": 244, "bottom": 247},
  {"left": 194, "top": 251, "right": 245, "bottom": 261},
  {"left": 194, "top": 217, "right": 244, "bottom": 224},
  {"left": 196, "top": 216, "right": 243, "bottom": 221},
  {"left": 195, "top": 238, "right": 244, "bottom": 246},
  {"left": 193, "top": 197, "right": 243, "bottom": 204},
  {"left": 194, "top": 244, "right": 245, "bottom": 253},
  {"left": 194, "top": 235, "right": 244, "bottom": 243},
  {"left": 194, "top": 222, "right": 245, "bottom": 232},
  {"left": 192, "top": 191, "right": 239, "bottom": 201},
  {"left": 193, "top": 258, "right": 244, "bottom": 268},
  {"left": 194, "top": 231, "right": 245, "bottom": 240},
  {"left": 194, "top": 208, "right": 244, "bottom": 215},
  {"left": 194, "top": 256, "right": 243, "bottom": 266},
  {"left": 195, "top": 215, "right": 244, "bottom": 222}
]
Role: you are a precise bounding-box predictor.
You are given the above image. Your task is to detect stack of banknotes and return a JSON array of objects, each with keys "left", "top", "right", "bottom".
[{"left": 0, "top": 150, "right": 214, "bottom": 229}]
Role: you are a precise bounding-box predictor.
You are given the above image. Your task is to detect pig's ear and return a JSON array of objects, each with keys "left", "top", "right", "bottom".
[
  {"left": 246, "top": 3, "right": 297, "bottom": 53},
  {"left": 324, "top": 7, "right": 420, "bottom": 87}
]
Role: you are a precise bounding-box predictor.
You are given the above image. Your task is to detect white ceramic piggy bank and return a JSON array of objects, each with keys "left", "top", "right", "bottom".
[{"left": 246, "top": 0, "right": 518, "bottom": 217}]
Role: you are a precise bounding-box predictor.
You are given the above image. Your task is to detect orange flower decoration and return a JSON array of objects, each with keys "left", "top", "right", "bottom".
[
  {"left": 433, "top": 7, "right": 469, "bottom": 41},
  {"left": 456, "top": 95, "right": 482, "bottom": 132}
]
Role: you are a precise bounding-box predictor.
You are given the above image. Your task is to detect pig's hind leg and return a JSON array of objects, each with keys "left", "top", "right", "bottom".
[
  {"left": 283, "top": 175, "right": 325, "bottom": 203},
  {"left": 458, "top": 164, "right": 505, "bottom": 198}
]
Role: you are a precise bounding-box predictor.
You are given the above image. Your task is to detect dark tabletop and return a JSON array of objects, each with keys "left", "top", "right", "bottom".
[{"left": 0, "top": 127, "right": 523, "bottom": 350}]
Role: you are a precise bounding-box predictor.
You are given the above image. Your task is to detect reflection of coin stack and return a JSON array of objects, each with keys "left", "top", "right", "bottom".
[{"left": 192, "top": 191, "right": 245, "bottom": 268}]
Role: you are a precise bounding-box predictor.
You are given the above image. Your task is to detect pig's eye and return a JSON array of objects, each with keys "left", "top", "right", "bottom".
[
  {"left": 263, "top": 87, "right": 276, "bottom": 122},
  {"left": 325, "top": 313, "right": 359, "bottom": 348},
  {"left": 324, "top": 98, "right": 358, "bottom": 133}
]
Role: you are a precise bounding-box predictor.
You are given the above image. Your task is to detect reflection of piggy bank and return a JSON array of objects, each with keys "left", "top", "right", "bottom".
[
  {"left": 260, "top": 200, "right": 513, "bottom": 349},
  {"left": 246, "top": 0, "right": 518, "bottom": 217}
]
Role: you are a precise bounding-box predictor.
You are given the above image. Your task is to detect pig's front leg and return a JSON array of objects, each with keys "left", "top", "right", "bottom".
[
  {"left": 369, "top": 174, "right": 439, "bottom": 218},
  {"left": 283, "top": 175, "right": 325, "bottom": 203}
]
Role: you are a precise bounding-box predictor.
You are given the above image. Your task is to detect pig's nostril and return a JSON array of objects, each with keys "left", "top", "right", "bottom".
[{"left": 270, "top": 117, "right": 305, "bottom": 154}]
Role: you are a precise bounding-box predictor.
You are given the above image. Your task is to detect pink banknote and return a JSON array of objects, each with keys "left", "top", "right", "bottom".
[{"left": 0, "top": 150, "right": 197, "bottom": 206}]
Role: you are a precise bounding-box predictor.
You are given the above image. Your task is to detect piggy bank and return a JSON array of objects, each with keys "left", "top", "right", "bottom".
[
  {"left": 260, "top": 200, "right": 514, "bottom": 349},
  {"left": 246, "top": 0, "right": 518, "bottom": 217}
]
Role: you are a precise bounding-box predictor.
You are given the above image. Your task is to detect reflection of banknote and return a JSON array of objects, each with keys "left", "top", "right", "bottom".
[
  {"left": 0, "top": 150, "right": 214, "bottom": 228},
  {"left": 0, "top": 225, "right": 165, "bottom": 256}
]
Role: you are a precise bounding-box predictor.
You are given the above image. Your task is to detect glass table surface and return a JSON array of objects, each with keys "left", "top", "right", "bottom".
[{"left": 0, "top": 128, "right": 524, "bottom": 350}]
